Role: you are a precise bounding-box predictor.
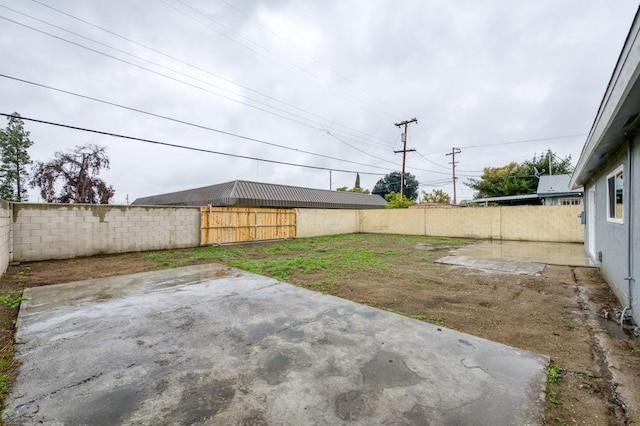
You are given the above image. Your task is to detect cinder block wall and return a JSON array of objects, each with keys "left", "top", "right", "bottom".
[
  {"left": 499, "top": 205, "right": 584, "bottom": 242},
  {"left": 296, "top": 209, "right": 358, "bottom": 237},
  {"left": 358, "top": 205, "right": 583, "bottom": 242},
  {"left": 0, "top": 200, "right": 10, "bottom": 273},
  {"left": 12, "top": 204, "right": 201, "bottom": 262}
]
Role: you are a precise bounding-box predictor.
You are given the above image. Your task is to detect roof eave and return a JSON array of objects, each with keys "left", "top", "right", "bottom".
[{"left": 572, "top": 7, "right": 640, "bottom": 189}]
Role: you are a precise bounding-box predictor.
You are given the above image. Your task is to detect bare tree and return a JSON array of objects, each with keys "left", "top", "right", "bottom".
[{"left": 31, "top": 144, "right": 115, "bottom": 204}]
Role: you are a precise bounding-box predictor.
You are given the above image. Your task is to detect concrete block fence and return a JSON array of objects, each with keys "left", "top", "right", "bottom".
[{"left": 0, "top": 202, "right": 584, "bottom": 272}]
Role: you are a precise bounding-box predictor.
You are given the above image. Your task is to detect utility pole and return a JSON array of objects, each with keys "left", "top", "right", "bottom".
[
  {"left": 548, "top": 148, "right": 553, "bottom": 175},
  {"left": 446, "top": 147, "right": 461, "bottom": 204},
  {"left": 393, "top": 118, "right": 417, "bottom": 198},
  {"left": 329, "top": 170, "right": 332, "bottom": 190}
]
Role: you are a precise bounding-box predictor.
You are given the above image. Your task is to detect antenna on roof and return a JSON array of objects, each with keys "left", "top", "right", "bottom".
[{"left": 533, "top": 167, "right": 545, "bottom": 178}]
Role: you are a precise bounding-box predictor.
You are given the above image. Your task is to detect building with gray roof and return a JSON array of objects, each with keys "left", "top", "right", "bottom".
[{"left": 132, "top": 180, "right": 387, "bottom": 209}]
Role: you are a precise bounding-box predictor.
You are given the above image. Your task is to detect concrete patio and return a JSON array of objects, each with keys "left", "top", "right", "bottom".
[{"left": 5, "top": 264, "right": 549, "bottom": 425}]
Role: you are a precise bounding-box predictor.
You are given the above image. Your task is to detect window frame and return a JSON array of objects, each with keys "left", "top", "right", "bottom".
[{"left": 606, "top": 164, "right": 624, "bottom": 224}]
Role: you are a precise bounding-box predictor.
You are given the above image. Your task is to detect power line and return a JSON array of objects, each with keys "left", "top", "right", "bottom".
[
  {"left": 0, "top": 4, "right": 388, "bottom": 146},
  {"left": 325, "top": 131, "right": 400, "bottom": 166},
  {"left": 1, "top": 113, "right": 388, "bottom": 176},
  {"left": 159, "top": 0, "right": 394, "bottom": 121},
  {"left": 216, "top": 0, "right": 404, "bottom": 118},
  {"left": 0, "top": 74, "right": 396, "bottom": 172},
  {"left": 415, "top": 150, "right": 450, "bottom": 170},
  {"left": 419, "top": 133, "right": 588, "bottom": 155},
  {"left": 23, "top": 1, "right": 391, "bottom": 144},
  {"left": 0, "top": 14, "right": 390, "bottom": 146}
]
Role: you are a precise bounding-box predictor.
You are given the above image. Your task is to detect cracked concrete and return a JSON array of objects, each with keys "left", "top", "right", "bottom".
[{"left": 5, "top": 264, "right": 548, "bottom": 425}]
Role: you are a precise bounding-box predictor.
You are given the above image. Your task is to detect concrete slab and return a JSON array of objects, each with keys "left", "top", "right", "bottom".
[
  {"left": 454, "top": 240, "right": 595, "bottom": 267},
  {"left": 5, "top": 264, "right": 549, "bottom": 425},
  {"left": 436, "top": 255, "right": 546, "bottom": 275}
]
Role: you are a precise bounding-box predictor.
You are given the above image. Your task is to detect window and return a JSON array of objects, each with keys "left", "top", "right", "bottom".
[
  {"left": 560, "top": 198, "right": 582, "bottom": 206},
  {"left": 607, "top": 165, "right": 623, "bottom": 223}
]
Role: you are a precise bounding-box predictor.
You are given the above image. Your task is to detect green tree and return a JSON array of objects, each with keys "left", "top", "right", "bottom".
[
  {"left": 421, "top": 189, "right": 451, "bottom": 203},
  {"left": 337, "top": 186, "right": 370, "bottom": 194},
  {"left": 31, "top": 144, "right": 115, "bottom": 204},
  {"left": 384, "top": 192, "right": 416, "bottom": 208},
  {"left": 465, "top": 151, "right": 572, "bottom": 199},
  {"left": 0, "top": 113, "right": 33, "bottom": 201},
  {"left": 372, "top": 171, "right": 419, "bottom": 201}
]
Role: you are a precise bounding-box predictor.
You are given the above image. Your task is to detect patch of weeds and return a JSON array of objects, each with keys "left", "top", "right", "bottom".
[
  {"left": 545, "top": 362, "right": 563, "bottom": 405},
  {"left": 0, "top": 292, "right": 28, "bottom": 309},
  {"left": 16, "top": 267, "right": 28, "bottom": 281},
  {"left": 378, "top": 308, "right": 445, "bottom": 326},
  {"left": 307, "top": 278, "right": 339, "bottom": 294},
  {"left": 0, "top": 344, "right": 14, "bottom": 401},
  {"left": 630, "top": 348, "right": 640, "bottom": 356},
  {"left": 145, "top": 251, "right": 183, "bottom": 268},
  {"left": 550, "top": 416, "right": 574, "bottom": 426}
]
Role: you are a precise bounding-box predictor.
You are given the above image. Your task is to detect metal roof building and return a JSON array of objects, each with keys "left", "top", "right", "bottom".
[
  {"left": 469, "top": 174, "right": 583, "bottom": 207},
  {"left": 132, "top": 180, "right": 387, "bottom": 209},
  {"left": 537, "top": 175, "right": 582, "bottom": 198}
]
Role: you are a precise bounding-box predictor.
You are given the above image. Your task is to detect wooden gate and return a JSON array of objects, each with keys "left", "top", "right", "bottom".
[{"left": 200, "top": 206, "right": 296, "bottom": 245}]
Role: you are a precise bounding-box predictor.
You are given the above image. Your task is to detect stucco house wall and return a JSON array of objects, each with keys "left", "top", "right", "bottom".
[{"left": 583, "top": 138, "right": 638, "bottom": 315}]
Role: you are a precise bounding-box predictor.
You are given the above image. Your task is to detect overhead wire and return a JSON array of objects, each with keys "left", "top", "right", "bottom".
[
  {"left": 2, "top": 4, "right": 383, "bottom": 145},
  {"left": 164, "top": 0, "right": 395, "bottom": 121},
  {"left": 418, "top": 133, "right": 588, "bottom": 156},
  {"left": 216, "top": 0, "right": 405, "bottom": 118},
  {"left": 0, "top": 75, "right": 396, "bottom": 172},
  {"left": 25, "top": 0, "right": 391, "bottom": 145},
  {"left": 0, "top": 13, "right": 391, "bottom": 148},
  {"left": 0, "top": 113, "right": 388, "bottom": 176}
]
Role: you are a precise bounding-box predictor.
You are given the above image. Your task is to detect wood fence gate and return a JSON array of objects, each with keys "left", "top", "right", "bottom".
[{"left": 200, "top": 206, "right": 297, "bottom": 245}]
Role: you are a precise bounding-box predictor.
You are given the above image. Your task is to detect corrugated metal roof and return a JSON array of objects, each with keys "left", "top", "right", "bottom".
[
  {"left": 537, "top": 175, "right": 582, "bottom": 196},
  {"left": 470, "top": 193, "right": 540, "bottom": 204},
  {"left": 132, "top": 180, "right": 387, "bottom": 209}
]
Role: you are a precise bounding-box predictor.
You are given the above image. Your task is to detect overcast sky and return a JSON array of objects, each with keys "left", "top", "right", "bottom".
[{"left": 0, "top": 0, "right": 638, "bottom": 204}]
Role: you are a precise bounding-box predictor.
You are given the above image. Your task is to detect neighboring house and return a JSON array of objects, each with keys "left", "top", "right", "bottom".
[
  {"left": 469, "top": 193, "right": 542, "bottom": 207},
  {"left": 469, "top": 174, "right": 583, "bottom": 207},
  {"left": 537, "top": 174, "right": 583, "bottom": 206},
  {"left": 132, "top": 180, "right": 387, "bottom": 209},
  {"left": 570, "top": 8, "right": 640, "bottom": 325}
]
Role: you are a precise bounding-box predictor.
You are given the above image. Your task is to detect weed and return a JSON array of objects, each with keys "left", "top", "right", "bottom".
[
  {"left": 545, "top": 362, "right": 563, "bottom": 405},
  {"left": 0, "top": 344, "right": 14, "bottom": 401},
  {"left": 551, "top": 416, "right": 574, "bottom": 426},
  {"left": 16, "top": 267, "right": 28, "bottom": 281},
  {"left": 378, "top": 307, "right": 445, "bottom": 326},
  {"left": 631, "top": 348, "right": 640, "bottom": 356},
  {"left": 307, "top": 278, "right": 339, "bottom": 294},
  {"left": 0, "top": 293, "right": 28, "bottom": 309}
]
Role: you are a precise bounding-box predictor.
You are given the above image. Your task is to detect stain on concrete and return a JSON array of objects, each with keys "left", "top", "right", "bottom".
[
  {"left": 458, "top": 339, "right": 473, "bottom": 347},
  {"left": 178, "top": 374, "right": 235, "bottom": 424},
  {"left": 257, "top": 348, "right": 311, "bottom": 385},
  {"left": 335, "top": 390, "right": 369, "bottom": 420},
  {"left": 66, "top": 385, "right": 145, "bottom": 426},
  {"left": 238, "top": 410, "right": 268, "bottom": 425},
  {"left": 402, "top": 404, "right": 437, "bottom": 425},
  {"left": 361, "top": 351, "right": 421, "bottom": 388},
  {"left": 247, "top": 322, "right": 278, "bottom": 342},
  {"left": 261, "top": 352, "right": 292, "bottom": 385}
]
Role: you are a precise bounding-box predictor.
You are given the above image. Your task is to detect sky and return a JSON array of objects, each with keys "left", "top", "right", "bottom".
[{"left": 0, "top": 0, "right": 638, "bottom": 204}]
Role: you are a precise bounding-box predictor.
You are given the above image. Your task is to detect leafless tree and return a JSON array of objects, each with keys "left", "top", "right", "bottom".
[{"left": 31, "top": 144, "right": 115, "bottom": 204}]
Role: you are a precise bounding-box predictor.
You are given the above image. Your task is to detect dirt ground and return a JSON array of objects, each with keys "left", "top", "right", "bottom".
[{"left": 0, "top": 237, "right": 639, "bottom": 425}]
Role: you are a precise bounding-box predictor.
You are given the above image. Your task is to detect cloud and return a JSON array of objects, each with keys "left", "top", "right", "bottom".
[{"left": 0, "top": 0, "right": 637, "bottom": 203}]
